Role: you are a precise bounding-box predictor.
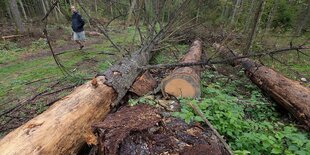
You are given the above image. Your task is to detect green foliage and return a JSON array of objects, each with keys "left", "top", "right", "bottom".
[
  {"left": 128, "top": 96, "right": 156, "bottom": 106},
  {"left": 30, "top": 38, "right": 48, "bottom": 50},
  {"left": 173, "top": 71, "right": 310, "bottom": 155}
]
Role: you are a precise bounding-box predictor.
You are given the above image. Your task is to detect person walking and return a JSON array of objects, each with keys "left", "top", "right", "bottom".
[{"left": 71, "top": 6, "right": 85, "bottom": 50}]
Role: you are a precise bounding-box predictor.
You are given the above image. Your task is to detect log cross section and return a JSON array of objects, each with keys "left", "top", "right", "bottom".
[{"left": 161, "top": 40, "right": 203, "bottom": 98}]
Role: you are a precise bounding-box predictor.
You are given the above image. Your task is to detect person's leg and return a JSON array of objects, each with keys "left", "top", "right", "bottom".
[
  {"left": 75, "top": 40, "right": 83, "bottom": 47},
  {"left": 75, "top": 31, "right": 85, "bottom": 50},
  {"left": 73, "top": 32, "right": 80, "bottom": 45},
  {"left": 79, "top": 31, "right": 86, "bottom": 49}
]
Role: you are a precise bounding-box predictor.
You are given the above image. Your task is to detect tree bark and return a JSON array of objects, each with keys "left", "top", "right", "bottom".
[
  {"left": 0, "top": 34, "right": 162, "bottom": 154},
  {"left": 161, "top": 40, "right": 203, "bottom": 98},
  {"left": 214, "top": 43, "right": 310, "bottom": 129},
  {"left": 9, "top": 0, "right": 26, "bottom": 33}
]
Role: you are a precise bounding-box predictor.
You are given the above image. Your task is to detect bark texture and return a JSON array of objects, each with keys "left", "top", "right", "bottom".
[
  {"left": 214, "top": 43, "right": 310, "bottom": 128},
  {"left": 161, "top": 40, "right": 202, "bottom": 98}
]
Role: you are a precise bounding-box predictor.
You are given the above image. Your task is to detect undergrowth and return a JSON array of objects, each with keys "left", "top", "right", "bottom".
[{"left": 173, "top": 70, "right": 310, "bottom": 155}]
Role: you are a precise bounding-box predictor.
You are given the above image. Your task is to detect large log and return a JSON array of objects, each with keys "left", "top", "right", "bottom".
[
  {"left": 214, "top": 43, "right": 310, "bottom": 128},
  {"left": 0, "top": 36, "right": 161, "bottom": 154},
  {"left": 161, "top": 40, "right": 202, "bottom": 98}
]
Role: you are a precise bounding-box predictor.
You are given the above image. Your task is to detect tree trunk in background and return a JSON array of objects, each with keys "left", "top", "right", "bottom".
[
  {"left": 41, "top": 0, "right": 47, "bottom": 15},
  {"left": 265, "top": 0, "right": 278, "bottom": 34},
  {"left": 296, "top": 0, "right": 310, "bottom": 36},
  {"left": 18, "top": 0, "right": 27, "bottom": 20},
  {"left": 243, "top": 0, "right": 265, "bottom": 55},
  {"left": 221, "top": 0, "right": 228, "bottom": 19},
  {"left": 231, "top": 0, "right": 242, "bottom": 24},
  {"left": 94, "top": 0, "right": 98, "bottom": 15},
  {"left": 214, "top": 43, "right": 310, "bottom": 129},
  {"left": 244, "top": 0, "right": 255, "bottom": 32},
  {"left": 6, "top": 2, "right": 13, "bottom": 24},
  {"left": 10, "top": 0, "right": 25, "bottom": 33}
]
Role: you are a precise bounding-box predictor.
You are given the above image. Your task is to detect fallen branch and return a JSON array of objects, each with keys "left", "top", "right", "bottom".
[
  {"left": 24, "top": 76, "right": 53, "bottom": 85},
  {"left": 2, "top": 35, "right": 23, "bottom": 41},
  {"left": 41, "top": 85, "right": 77, "bottom": 97},
  {"left": 188, "top": 102, "right": 234, "bottom": 155}
]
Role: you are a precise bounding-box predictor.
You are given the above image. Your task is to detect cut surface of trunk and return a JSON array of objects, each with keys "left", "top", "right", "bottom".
[
  {"left": 130, "top": 71, "right": 158, "bottom": 96},
  {"left": 214, "top": 43, "right": 310, "bottom": 128},
  {"left": 161, "top": 40, "right": 202, "bottom": 98}
]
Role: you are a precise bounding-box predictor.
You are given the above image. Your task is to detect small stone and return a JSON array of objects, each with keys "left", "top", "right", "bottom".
[{"left": 301, "top": 78, "right": 307, "bottom": 82}]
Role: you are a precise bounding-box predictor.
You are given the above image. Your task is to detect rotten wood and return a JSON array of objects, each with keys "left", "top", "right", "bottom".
[
  {"left": 93, "top": 104, "right": 229, "bottom": 155},
  {"left": 161, "top": 39, "right": 203, "bottom": 98},
  {"left": 214, "top": 43, "right": 310, "bottom": 129},
  {"left": 129, "top": 71, "right": 158, "bottom": 96}
]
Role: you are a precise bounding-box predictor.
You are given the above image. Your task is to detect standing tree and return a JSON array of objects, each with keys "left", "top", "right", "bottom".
[
  {"left": 244, "top": 0, "right": 265, "bottom": 55},
  {"left": 9, "top": 0, "right": 25, "bottom": 33},
  {"left": 295, "top": 0, "right": 310, "bottom": 36}
]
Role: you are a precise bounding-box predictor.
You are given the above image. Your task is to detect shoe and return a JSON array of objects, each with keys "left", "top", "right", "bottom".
[{"left": 79, "top": 45, "right": 84, "bottom": 50}]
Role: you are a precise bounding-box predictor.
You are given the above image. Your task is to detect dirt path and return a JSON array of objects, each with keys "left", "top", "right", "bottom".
[
  {"left": 24, "top": 37, "right": 103, "bottom": 59},
  {"left": 1, "top": 37, "right": 103, "bottom": 67}
]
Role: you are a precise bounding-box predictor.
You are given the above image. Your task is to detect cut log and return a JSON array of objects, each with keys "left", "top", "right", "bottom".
[
  {"left": 214, "top": 43, "right": 310, "bottom": 128},
  {"left": 0, "top": 34, "right": 163, "bottom": 154},
  {"left": 129, "top": 71, "right": 158, "bottom": 96},
  {"left": 161, "top": 40, "right": 202, "bottom": 98}
]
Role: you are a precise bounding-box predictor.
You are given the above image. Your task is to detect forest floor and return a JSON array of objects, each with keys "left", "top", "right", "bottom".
[{"left": 0, "top": 23, "right": 309, "bottom": 154}]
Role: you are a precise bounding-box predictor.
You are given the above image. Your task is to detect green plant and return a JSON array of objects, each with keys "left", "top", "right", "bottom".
[
  {"left": 173, "top": 71, "right": 310, "bottom": 155},
  {"left": 129, "top": 96, "right": 157, "bottom": 106}
]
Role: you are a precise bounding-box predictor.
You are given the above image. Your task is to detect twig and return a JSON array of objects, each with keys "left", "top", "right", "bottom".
[
  {"left": 188, "top": 102, "right": 234, "bottom": 155},
  {"left": 24, "top": 76, "right": 53, "bottom": 85},
  {"left": 41, "top": 85, "right": 77, "bottom": 96},
  {"left": 141, "top": 46, "right": 310, "bottom": 70},
  {"left": 0, "top": 82, "right": 59, "bottom": 117}
]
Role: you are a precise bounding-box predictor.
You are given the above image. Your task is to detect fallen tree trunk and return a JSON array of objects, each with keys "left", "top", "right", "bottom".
[
  {"left": 0, "top": 36, "right": 162, "bottom": 154},
  {"left": 214, "top": 43, "right": 310, "bottom": 128},
  {"left": 161, "top": 40, "right": 202, "bottom": 98}
]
